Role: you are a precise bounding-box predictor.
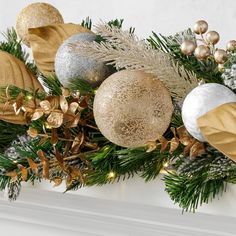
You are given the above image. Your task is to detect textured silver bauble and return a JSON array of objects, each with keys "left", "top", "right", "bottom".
[
  {"left": 182, "top": 83, "right": 236, "bottom": 142},
  {"left": 93, "top": 70, "right": 173, "bottom": 148},
  {"left": 16, "top": 3, "right": 64, "bottom": 46},
  {"left": 55, "top": 33, "right": 108, "bottom": 88}
]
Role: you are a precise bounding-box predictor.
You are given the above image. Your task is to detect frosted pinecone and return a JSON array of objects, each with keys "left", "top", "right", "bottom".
[
  {"left": 168, "top": 28, "right": 196, "bottom": 45},
  {"left": 222, "top": 63, "right": 236, "bottom": 89},
  {"left": 4, "top": 135, "right": 32, "bottom": 159}
]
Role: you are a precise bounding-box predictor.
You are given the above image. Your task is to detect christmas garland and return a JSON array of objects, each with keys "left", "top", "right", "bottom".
[{"left": 0, "top": 2, "right": 236, "bottom": 213}]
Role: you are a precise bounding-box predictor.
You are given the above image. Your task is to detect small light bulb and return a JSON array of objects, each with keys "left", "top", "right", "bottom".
[
  {"left": 163, "top": 162, "right": 169, "bottom": 168},
  {"left": 26, "top": 95, "right": 33, "bottom": 100},
  {"left": 107, "top": 171, "right": 116, "bottom": 179},
  {"left": 45, "top": 122, "right": 52, "bottom": 129}
]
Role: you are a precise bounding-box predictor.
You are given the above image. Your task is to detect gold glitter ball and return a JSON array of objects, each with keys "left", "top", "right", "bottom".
[
  {"left": 16, "top": 3, "right": 64, "bottom": 47},
  {"left": 93, "top": 70, "right": 173, "bottom": 148}
]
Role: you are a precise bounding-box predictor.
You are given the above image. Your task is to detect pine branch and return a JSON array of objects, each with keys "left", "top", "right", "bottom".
[
  {"left": 81, "top": 17, "right": 92, "bottom": 30},
  {"left": 164, "top": 148, "right": 236, "bottom": 212}
]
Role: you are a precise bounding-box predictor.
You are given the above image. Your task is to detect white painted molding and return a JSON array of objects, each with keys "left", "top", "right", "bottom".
[{"left": 0, "top": 187, "right": 235, "bottom": 236}]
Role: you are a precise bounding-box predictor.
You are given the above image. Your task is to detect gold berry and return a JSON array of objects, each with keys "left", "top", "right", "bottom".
[
  {"left": 206, "top": 31, "right": 220, "bottom": 45},
  {"left": 193, "top": 20, "right": 208, "bottom": 34},
  {"left": 214, "top": 49, "right": 228, "bottom": 64},
  {"left": 226, "top": 40, "right": 236, "bottom": 51},
  {"left": 180, "top": 40, "right": 196, "bottom": 55},
  {"left": 194, "top": 45, "right": 211, "bottom": 60}
]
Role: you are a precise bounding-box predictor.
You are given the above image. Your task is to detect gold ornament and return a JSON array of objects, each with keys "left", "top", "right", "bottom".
[
  {"left": 193, "top": 20, "right": 208, "bottom": 34},
  {"left": 16, "top": 2, "right": 64, "bottom": 46},
  {"left": 226, "top": 40, "right": 236, "bottom": 51},
  {"left": 198, "top": 102, "right": 236, "bottom": 162},
  {"left": 194, "top": 45, "right": 210, "bottom": 60},
  {"left": 93, "top": 70, "right": 173, "bottom": 148},
  {"left": 180, "top": 40, "right": 196, "bottom": 55},
  {"left": 214, "top": 49, "right": 228, "bottom": 64},
  {"left": 206, "top": 31, "right": 220, "bottom": 45},
  {"left": 28, "top": 23, "right": 91, "bottom": 76}
]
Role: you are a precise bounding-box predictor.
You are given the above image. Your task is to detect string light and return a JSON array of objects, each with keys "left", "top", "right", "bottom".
[
  {"left": 45, "top": 122, "right": 52, "bottom": 129},
  {"left": 107, "top": 171, "right": 116, "bottom": 179},
  {"left": 163, "top": 162, "right": 169, "bottom": 168},
  {"left": 26, "top": 94, "right": 33, "bottom": 100}
]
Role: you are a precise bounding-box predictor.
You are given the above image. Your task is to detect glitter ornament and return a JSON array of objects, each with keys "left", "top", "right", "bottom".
[
  {"left": 55, "top": 33, "right": 108, "bottom": 88},
  {"left": 182, "top": 83, "right": 236, "bottom": 142},
  {"left": 16, "top": 3, "right": 64, "bottom": 46},
  {"left": 93, "top": 70, "right": 173, "bottom": 148}
]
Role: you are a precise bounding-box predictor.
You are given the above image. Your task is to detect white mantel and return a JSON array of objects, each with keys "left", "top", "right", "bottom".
[{"left": 0, "top": 176, "right": 235, "bottom": 235}]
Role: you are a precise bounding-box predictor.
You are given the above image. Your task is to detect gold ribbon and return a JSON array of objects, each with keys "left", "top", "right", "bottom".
[{"left": 198, "top": 102, "right": 236, "bottom": 162}]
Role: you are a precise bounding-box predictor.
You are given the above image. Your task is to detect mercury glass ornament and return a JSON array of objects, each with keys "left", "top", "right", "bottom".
[
  {"left": 55, "top": 33, "right": 108, "bottom": 88},
  {"left": 180, "top": 40, "right": 196, "bottom": 55},
  {"left": 194, "top": 45, "right": 211, "bottom": 60},
  {"left": 226, "top": 40, "right": 236, "bottom": 51},
  {"left": 206, "top": 31, "right": 220, "bottom": 45},
  {"left": 93, "top": 70, "right": 173, "bottom": 148},
  {"left": 16, "top": 3, "right": 64, "bottom": 46},
  {"left": 193, "top": 20, "right": 208, "bottom": 34},
  {"left": 214, "top": 49, "right": 228, "bottom": 64},
  {"left": 182, "top": 83, "right": 236, "bottom": 142}
]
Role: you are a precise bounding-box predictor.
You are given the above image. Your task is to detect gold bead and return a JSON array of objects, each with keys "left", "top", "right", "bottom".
[
  {"left": 194, "top": 45, "right": 211, "bottom": 60},
  {"left": 206, "top": 31, "right": 220, "bottom": 45},
  {"left": 214, "top": 49, "right": 228, "bottom": 64},
  {"left": 180, "top": 40, "right": 196, "bottom": 55},
  {"left": 226, "top": 40, "right": 236, "bottom": 51},
  {"left": 218, "top": 63, "right": 225, "bottom": 72},
  {"left": 193, "top": 20, "right": 208, "bottom": 34}
]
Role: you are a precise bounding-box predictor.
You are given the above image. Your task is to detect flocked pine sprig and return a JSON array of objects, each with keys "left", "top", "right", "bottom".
[{"left": 72, "top": 23, "right": 198, "bottom": 101}]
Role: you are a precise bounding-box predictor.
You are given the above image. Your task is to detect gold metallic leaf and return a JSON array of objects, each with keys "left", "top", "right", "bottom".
[
  {"left": 69, "top": 102, "right": 79, "bottom": 114},
  {"left": 27, "top": 158, "right": 38, "bottom": 175},
  {"left": 146, "top": 141, "right": 157, "bottom": 153},
  {"left": 61, "top": 87, "right": 71, "bottom": 97},
  {"left": 60, "top": 96, "right": 68, "bottom": 113},
  {"left": 31, "top": 110, "right": 44, "bottom": 120},
  {"left": 190, "top": 141, "right": 205, "bottom": 158},
  {"left": 27, "top": 127, "right": 38, "bottom": 138},
  {"left": 51, "top": 128, "right": 58, "bottom": 145},
  {"left": 28, "top": 23, "right": 92, "bottom": 76},
  {"left": 52, "top": 177, "right": 63, "bottom": 187},
  {"left": 198, "top": 102, "right": 236, "bottom": 162},
  {"left": 17, "top": 164, "right": 28, "bottom": 181},
  {"left": 47, "top": 112, "right": 63, "bottom": 128},
  {"left": 37, "top": 150, "right": 49, "bottom": 179},
  {"left": 40, "top": 100, "right": 51, "bottom": 113},
  {"left": 0, "top": 51, "right": 43, "bottom": 124}
]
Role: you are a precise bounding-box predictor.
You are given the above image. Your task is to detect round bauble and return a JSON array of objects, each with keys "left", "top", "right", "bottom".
[
  {"left": 16, "top": 2, "right": 64, "bottom": 46},
  {"left": 180, "top": 40, "right": 196, "bottom": 55},
  {"left": 193, "top": 20, "right": 208, "bottom": 34},
  {"left": 206, "top": 31, "right": 220, "bottom": 45},
  {"left": 182, "top": 83, "right": 236, "bottom": 142},
  {"left": 93, "top": 70, "right": 173, "bottom": 148},
  {"left": 55, "top": 33, "right": 108, "bottom": 88},
  {"left": 194, "top": 45, "right": 211, "bottom": 60},
  {"left": 226, "top": 40, "right": 236, "bottom": 51},
  {"left": 214, "top": 49, "right": 228, "bottom": 64}
]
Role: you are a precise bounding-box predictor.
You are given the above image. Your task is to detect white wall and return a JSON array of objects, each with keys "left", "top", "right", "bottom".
[{"left": 1, "top": 0, "right": 236, "bottom": 47}]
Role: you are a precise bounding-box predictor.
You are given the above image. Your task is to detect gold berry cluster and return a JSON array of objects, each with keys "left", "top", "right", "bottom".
[{"left": 180, "top": 20, "right": 236, "bottom": 69}]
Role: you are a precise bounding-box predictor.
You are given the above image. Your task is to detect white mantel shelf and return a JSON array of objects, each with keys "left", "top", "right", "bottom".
[{"left": 0, "top": 176, "right": 236, "bottom": 236}]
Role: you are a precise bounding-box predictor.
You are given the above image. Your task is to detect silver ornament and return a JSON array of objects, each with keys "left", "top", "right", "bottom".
[
  {"left": 93, "top": 70, "right": 173, "bottom": 148},
  {"left": 55, "top": 33, "right": 108, "bottom": 88},
  {"left": 182, "top": 83, "right": 236, "bottom": 142}
]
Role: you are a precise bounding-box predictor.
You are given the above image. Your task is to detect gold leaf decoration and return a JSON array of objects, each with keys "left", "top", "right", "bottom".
[
  {"left": 28, "top": 23, "right": 92, "bottom": 76},
  {"left": 198, "top": 102, "right": 236, "bottom": 162},
  {"left": 0, "top": 51, "right": 43, "bottom": 124}
]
